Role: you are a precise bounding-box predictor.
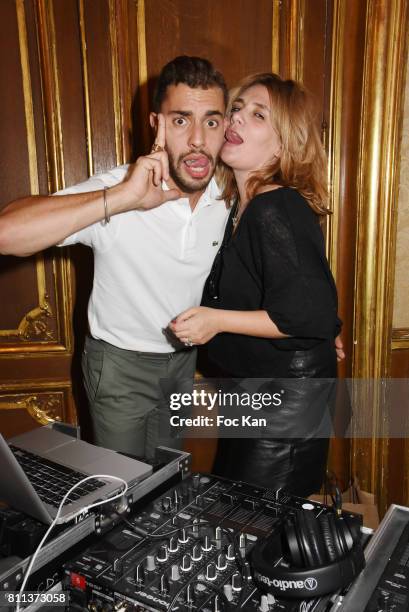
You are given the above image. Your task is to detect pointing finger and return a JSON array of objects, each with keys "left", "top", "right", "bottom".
[{"left": 154, "top": 113, "right": 166, "bottom": 149}]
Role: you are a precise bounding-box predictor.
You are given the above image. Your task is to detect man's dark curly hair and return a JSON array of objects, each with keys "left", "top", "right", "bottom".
[{"left": 152, "top": 56, "right": 228, "bottom": 112}]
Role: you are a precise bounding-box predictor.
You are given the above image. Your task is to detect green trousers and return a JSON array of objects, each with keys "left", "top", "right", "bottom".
[{"left": 82, "top": 335, "right": 196, "bottom": 461}]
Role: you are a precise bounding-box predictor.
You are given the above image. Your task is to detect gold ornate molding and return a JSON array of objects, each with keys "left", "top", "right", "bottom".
[
  {"left": 392, "top": 328, "right": 409, "bottom": 350},
  {"left": 352, "top": 0, "right": 409, "bottom": 512},
  {"left": 36, "top": 0, "right": 65, "bottom": 192},
  {"left": 326, "top": 0, "right": 345, "bottom": 279},
  {"left": 137, "top": 0, "right": 150, "bottom": 150},
  {"left": 78, "top": 0, "right": 93, "bottom": 176},
  {"left": 109, "top": 0, "right": 124, "bottom": 166},
  {"left": 272, "top": 0, "right": 281, "bottom": 73},
  {"left": 0, "top": 393, "right": 63, "bottom": 425},
  {"left": 0, "top": 255, "right": 54, "bottom": 346},
  {"left": 16, "top": 0, "right": 38, "bottom": 195},
  {"left": 287, "top": 0, "right": 304, "bottom": 81}
]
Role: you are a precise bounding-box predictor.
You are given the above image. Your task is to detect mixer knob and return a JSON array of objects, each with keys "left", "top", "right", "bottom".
[
  {"left": 168, "top": 536, "right": 179, "bottom": 553},
  {"left": 160, "top": 573, "right": 170, "bottom": 594},
  {"left": 206, "top": 562, "right": 217, "bottom": 581},
  {"left": 135, "top": 562, "right": 145, "bottom": 585},
  {"left": 239, "top": 533, "right": 246, "bottom": 549},
  {"left": 173, "top": 489, "right": 180, "bottom": 506},
  {"left": 113, "top": 557, "right": 123, "bottom": 579},
  {"left": 232, "top": 572, "right": 242, "bottom": 592},
  {"left": 191, "top": 543, "right": 203, "bottom": 562},
  {"left": 161, "top": 497, "right": 172, "bottom": 512},
  {"left": 226, "top": 543, "right": 235, "bottom": 561},
  {"left": 157, "top": 544, "right": 168, "bottom": 563},
  {"left": 201, "top": 535, "right": 212, "bottom": 552},
  {"left": 170, "top": 564, "right": 181, "bottom": 581},
  {"left": 186, "top": 583, "right": 195, "bottom": 605},
  {"left": 259, "top": 594, "right": 269, "bottom": 612},
  {"left": 192, "top": 474, "right": 201, "bottom": 490},
  {"left": 378, "top": 591, "right": 392, "bottom": 611},
  {"left": 213, "top": 595, "right": 222, "bottom": 612},
  {"left": 178, "top": 527, "right": 189, "bottom": 544},
  {"left": 145, "top": 554, "right": 156, "bottom": 572},
  {"left": 267, "top": 594, "right": 276, "bottom": 606},
  {"left": 243, "top": 561, "right": 252, "bottom": 581},
  {"left": 195, "top": 495, "right": 202, "bottom": 506},
  {"left": 180, "top": 554, "right": 192, "bottom": 572},
  {"left": 215, "top": 526, "right": 223, "bottom": 548},
  {"left": 223, "top": 583, "right": 233, "bottom": 602},
  {"left": 216, "top": 553, "right": 227, "bottom": 571},
  {"left": 192, "top": 518, "right": 200, "bottom": 536}
]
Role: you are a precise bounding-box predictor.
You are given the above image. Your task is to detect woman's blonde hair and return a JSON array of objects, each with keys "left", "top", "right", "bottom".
[{"left": 217, "top": 73, "right": 330, "bottom": 215}]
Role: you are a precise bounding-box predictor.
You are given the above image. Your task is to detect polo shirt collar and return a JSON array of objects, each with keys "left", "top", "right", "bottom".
[{"left": 162, "top": 177, "right": 222, "bottom": 212}]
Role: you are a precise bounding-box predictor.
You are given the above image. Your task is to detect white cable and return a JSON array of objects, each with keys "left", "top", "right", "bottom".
[{"left": 16, "top": 474, "right": 128, "bottom": 612}]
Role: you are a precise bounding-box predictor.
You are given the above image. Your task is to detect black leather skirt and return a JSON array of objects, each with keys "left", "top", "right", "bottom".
[{"left": 211, "top": 340, "right": 338, "bottom": 497}]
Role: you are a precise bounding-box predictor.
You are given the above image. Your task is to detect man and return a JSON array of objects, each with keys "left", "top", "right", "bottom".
[{"left": 0, "top": 56, "right": 229, "bottom": 461}]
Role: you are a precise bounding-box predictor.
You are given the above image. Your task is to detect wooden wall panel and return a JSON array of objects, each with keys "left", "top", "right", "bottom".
[
  {"left": 0, "top": 258, "right": 38, "bottom": 330},
  {"left": 53, "top": 0, "right": 88, "bottom": 188},
  {"left": 0, "top": 1, "right": 32, "bottom": 204},
  {"left": 145, "top": 0, "right": 274, "bottom": 92},
  {"left": 302, "top": 1, "right": 331, "bottom": 110},
  {"left": 391, "top": 349, "right": 409, "bottom": 377},
  {"left": 25, "top": 0, "right": 48, "bottom": 195},
  {"left": 111, "top": 0, "right": 139, "bottom": 162},
  {"left": 82, "top": 0, "right": 117, "bottom": 174}
]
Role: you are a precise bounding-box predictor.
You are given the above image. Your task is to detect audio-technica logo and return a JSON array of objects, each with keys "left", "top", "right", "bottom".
[
  {"left": 304, "top": 577, "right": 318, "bottom": 591},
  {"left": 255, "top": 572, "right": 318, "bottom": 592}
]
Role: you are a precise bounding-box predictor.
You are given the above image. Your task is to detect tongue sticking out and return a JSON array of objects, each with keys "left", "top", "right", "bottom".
[
  {"left": 184, "top": 156, "right": 209, "bottom": 168},
  {"left": 225, "top": 128, "right": 243, "bottom": 145},
  {"left": 184, "top": 155, "right": 210, "bottom": 178}
]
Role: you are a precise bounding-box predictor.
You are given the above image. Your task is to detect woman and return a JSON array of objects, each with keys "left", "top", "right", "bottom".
[{"left": 170, "top": 73, "right": 340, "bottom": 496}]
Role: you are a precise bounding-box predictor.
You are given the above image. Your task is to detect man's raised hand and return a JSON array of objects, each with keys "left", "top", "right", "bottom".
[{"left": 115, "top": 114, "right": 180, "bottom": 211}]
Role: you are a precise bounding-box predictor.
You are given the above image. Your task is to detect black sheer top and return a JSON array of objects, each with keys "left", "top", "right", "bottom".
[{"left": 201, "top": 187, "right": 340, "bottom": 377}]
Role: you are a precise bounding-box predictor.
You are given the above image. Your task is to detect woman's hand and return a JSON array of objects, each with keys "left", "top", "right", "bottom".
[
  {"left": 335, "top": 334, "right": 345, "bottom": 362},
  {"left": 169, "top": 307, "right": 222, "bottom": 345}
]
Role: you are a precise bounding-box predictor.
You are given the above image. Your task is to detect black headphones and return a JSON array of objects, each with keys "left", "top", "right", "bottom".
[{"left": 250, "top": 509, "right": 365, "bottom": 598}]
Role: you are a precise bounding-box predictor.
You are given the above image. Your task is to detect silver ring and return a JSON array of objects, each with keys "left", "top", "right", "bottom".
[{"left": 185, "top": 339, "right": 193, "bottom": 347}]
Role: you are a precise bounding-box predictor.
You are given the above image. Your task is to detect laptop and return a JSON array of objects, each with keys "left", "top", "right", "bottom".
[{"left": 0, "top": 426, "right": 152, "bottom": 525}]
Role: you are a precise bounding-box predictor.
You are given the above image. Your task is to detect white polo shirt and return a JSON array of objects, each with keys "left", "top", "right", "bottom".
[{"left": 58, "top": 165, "right": 229, "bottom": 352}]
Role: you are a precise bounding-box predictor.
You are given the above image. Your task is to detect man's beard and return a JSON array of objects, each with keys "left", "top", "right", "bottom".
[{"left": 167, "top": 150, "right": 216, "bottom": 194}]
